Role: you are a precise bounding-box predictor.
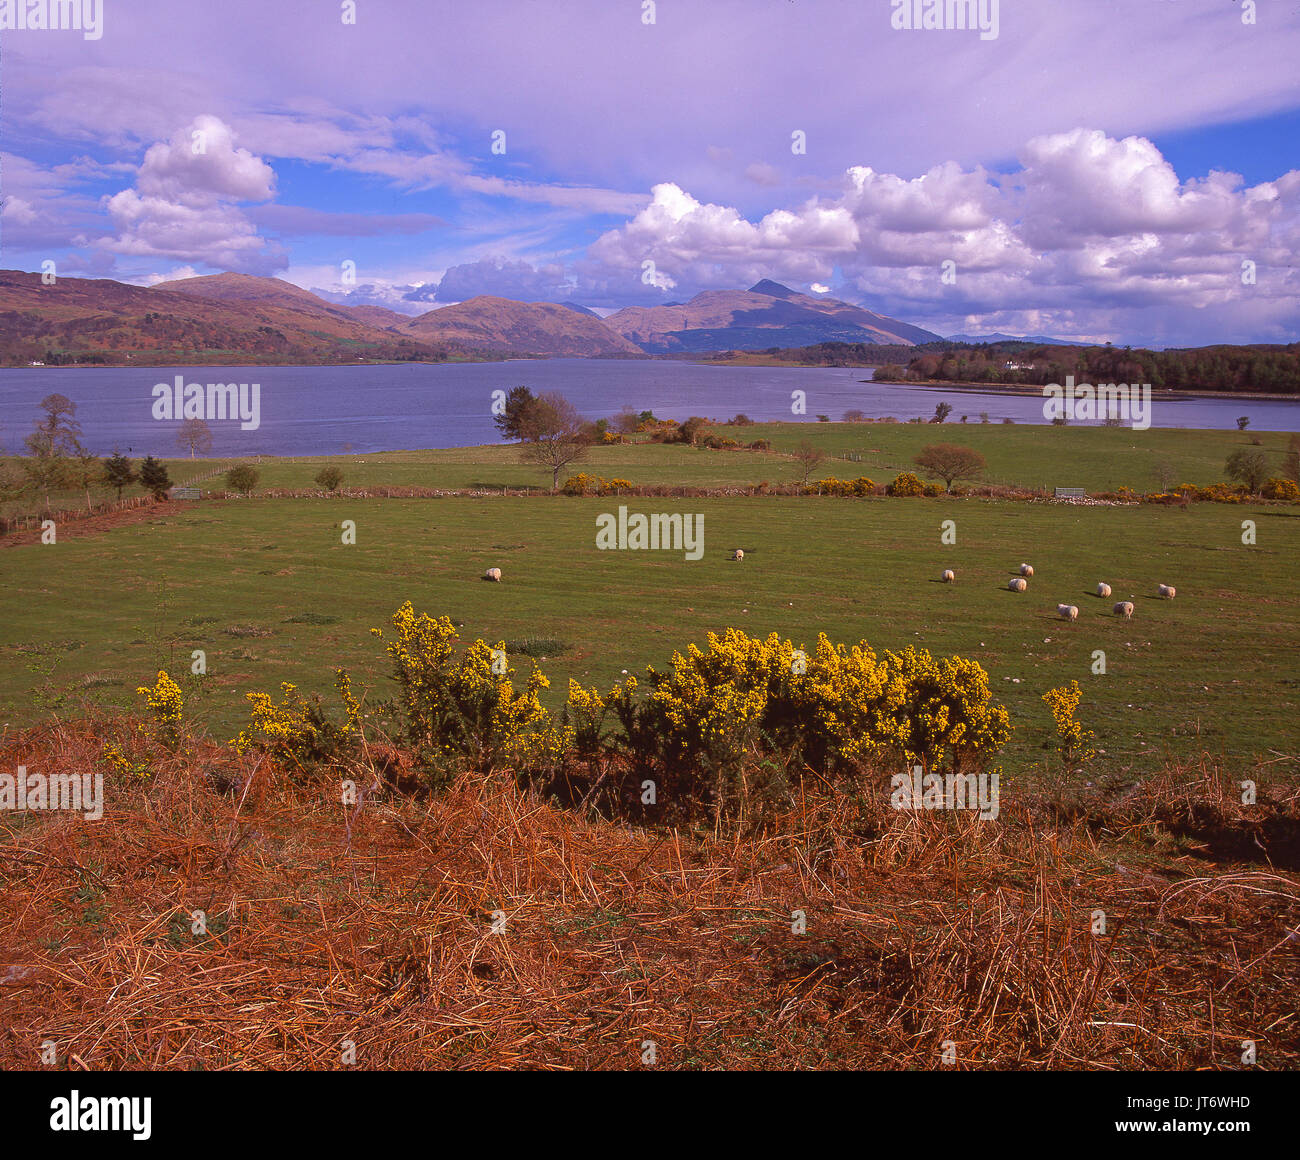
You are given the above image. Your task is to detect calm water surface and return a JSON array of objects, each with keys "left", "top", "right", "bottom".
[{"left": 2, "top": 360, "right": 1297, "bottom": 456}]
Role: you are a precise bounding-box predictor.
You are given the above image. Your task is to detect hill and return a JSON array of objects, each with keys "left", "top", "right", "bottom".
[
  {"left": 399, "top": 296, "right": 644, "bottom": 357},
  {"left": 0, "top": 270, "right": 444, "bottom": 366},
  {"left": 604, "top": 280, "right": 942, "bottom": 353}
]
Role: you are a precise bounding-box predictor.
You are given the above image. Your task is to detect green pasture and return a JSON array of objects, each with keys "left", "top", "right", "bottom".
[{"left": 2, "top": 491, "right": 1295, "bottom": 784}]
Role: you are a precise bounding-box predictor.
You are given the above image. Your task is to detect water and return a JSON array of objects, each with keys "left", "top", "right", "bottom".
[{"left": 2, "top": 360, "right": 1297, "bottom": 456}]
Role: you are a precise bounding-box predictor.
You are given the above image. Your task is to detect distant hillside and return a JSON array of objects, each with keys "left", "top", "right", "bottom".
[
  {"left": 605, "top": 281, "right": 941, "bottom": 353},
  {"left": 948, "top": 332, "right": 1076, "bottom": 346},
  {"left": 0, "top": 270, "right": 446, "bottom": 366},
  {"left": 400, "top": 296, "right": 644, "bottom": 357}
]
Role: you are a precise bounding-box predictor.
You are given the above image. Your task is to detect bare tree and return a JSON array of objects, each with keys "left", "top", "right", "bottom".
[
  {"left": 178, "top": 417, "right": 214, "bottom": 459},
  {"left": 792, "top": 439, "right": 826, "bottom": 484},
  {"left": 22, "top": 393, "right": 83, "bottom": 511},
  {"left": 913, "top": 443, "right": 987, "bottom": 492},
  {"left": 519, "top": 392, "right": 591, "bottom": 491}
]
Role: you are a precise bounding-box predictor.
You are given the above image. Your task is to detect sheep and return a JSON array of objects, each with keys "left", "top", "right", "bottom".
[
  {"left": 1019, "top": 564, "right": 1034, "bottom": 577},
  {"left": 731, "top": 549, "right": 744, "bottom": 560},
  {"left": 1096, "top": 582, "right": 1112, "bottom": 598},
  {"left": 941, "top": 569, "right": 955, "bottom": 583},
  {"left": 1008, "top": 578, "right": 1027, "bottom": 592},
  {"left": 1113, "top": 601, "right": 1134, "bottom": 619},
  {"left": 1057, "top": 603, "right": 1079, "bottom": 622},
  {"left": 1157, "top": 584, "right": 1176, "bottom": 599},
  {"left": 484, "top": 567, "right": 502, "bottom": 582}
]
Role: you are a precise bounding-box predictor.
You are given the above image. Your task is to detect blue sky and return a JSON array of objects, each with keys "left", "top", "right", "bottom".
[{"left": 1, "top": 0, "right": 1297, "bottom": 346}]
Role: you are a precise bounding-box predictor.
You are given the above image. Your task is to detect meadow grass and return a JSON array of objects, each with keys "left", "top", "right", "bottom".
[
  {"left": 3, "top": 421, "right": 1292, "bottom": 517},
  {"left": 4, "top": 490, "right": 1295, "bottom": 784}
]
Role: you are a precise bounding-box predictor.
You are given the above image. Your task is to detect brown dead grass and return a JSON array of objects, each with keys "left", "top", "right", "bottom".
[{"left": 1, "top": 717, "right": 1297, "bottom": 1070}]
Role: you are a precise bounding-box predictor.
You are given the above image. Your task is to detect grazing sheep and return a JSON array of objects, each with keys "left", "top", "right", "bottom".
[
  {"left": 1019, "top": 564, "right": 1034, "bottom": 577},
  {"left": 1096, "top": 582, "right": 1112, "bottom": 598},
  {"left": 484, "top": 567, "right": 502, "bottom": 582},
  {"left": 941, "top": 569, "right": 955, "bottom": 583},
  {"left": 1113, "top": 601, "right": 1134, "bottom": 619},
  {"left": 1157, "top": 584, "right": 1176, "bottom": 599},
  {"left": 1057, "top": 603, "right": 1079, "bottom": 622},
  {"left": 1008, "top": 578, "right": 1027, "bottom": 592},
  {"left": 731, "top": 549, "right": 744, "bottom": 560}
]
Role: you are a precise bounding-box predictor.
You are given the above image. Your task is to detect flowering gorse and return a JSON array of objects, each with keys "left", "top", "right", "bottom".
[
  {"left": 1042, "top": 680, "right": 1095, "bottom": 768},
  {"left": 135, "top": 670, "right": 183, "bottom": 748}
]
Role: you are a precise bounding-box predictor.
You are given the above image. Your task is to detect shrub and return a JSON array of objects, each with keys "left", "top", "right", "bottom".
[
  {"left": 135, "top": 670, "right": 183, "bottom": 748},
  {"left": 887, "top": 471, "right": 925, "bottom": 497},
  {"left": 1261, "top": 476, "right": 1300, "bottom": 502},
  {"left": 314, "top": 466, "right": 344, "bottom": 491},
  {"left": 922, "top": 482, "right": 944, "bottom": 497},
  {"left": 748, "top": 438, "right": 772, "bottom": 451},
  {"left": 229, "top": 671, "right": 361, "bottom": 780},
  {"left": 369, "top": 603, "right": 570, "bottom": 783},
  {"left": 227, "top": 463, "right": 260, "bottom": 495}
]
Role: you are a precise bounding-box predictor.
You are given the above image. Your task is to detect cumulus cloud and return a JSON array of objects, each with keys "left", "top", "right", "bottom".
[
  {"left": 100, "top": 115, "right": 286, "bottom": 273},
  {"left": 583, "top": 130, "right": 1300, "bottom": 345}
]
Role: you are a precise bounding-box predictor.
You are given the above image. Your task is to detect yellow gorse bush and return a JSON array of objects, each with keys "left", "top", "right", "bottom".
[
  {"left": 135, "top": 670, "right": 183, "bottom": 747},
  {"left": 628, "top": 628, "right": 1009, "bottom": 778},
  {"left": 1042, "top": 680, "right": 1095, "bottom": 768},
  {"left": 371, "top": 602, "right": 571, "bottom": 775},
  {"left": 229, "top": 668, "right": 361, "bottom": 778}
]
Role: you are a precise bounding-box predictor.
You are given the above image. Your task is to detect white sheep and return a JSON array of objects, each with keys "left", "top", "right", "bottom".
[
  {"left": 1057, "top": 603, "right": 1079, "bottom": 622},
  {"left": 731, "top": 549, "right": 744, "bottom": 560},
  {"left": 1019, "top": 563, "right": 1034, "bottom": 577},
  {"left": 1157, "top": 584, "right": 1176, "bottom": 599},
  {"left": 941, "top": 569, "right": 955, "bottom": 583},
  {"left": 1096, "top": 582, "right": 1112, "bottom": 598},
  {"left": 1008, "top": 578, "right": 1027, "bottom": 592},
  {"left": 1113, "top": 601, "right": 1134, "bottom": 619},
  {"left": 484, "top": 567, "right": 502, "bottom": 582}
]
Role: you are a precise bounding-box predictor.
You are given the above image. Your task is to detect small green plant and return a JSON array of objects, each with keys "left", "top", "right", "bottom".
[
  {"left": 314, "top": 466, "right": 344, "bottom": 491},
  {"left": 226, "top": 463, "right": 260, "bottom": 495}
]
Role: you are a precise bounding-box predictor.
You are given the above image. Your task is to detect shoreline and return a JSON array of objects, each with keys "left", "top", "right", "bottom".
[{"left": 864, "top": 377, "right": 1300, "bottom": 405}]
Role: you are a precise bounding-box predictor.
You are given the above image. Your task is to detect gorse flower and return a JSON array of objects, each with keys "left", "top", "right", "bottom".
[
  {"left": 135, "top": 670, "right": 183, "bottom": 747},
  {"left": 1042, "top": 680, "right": 1095, "bottom": 767}
]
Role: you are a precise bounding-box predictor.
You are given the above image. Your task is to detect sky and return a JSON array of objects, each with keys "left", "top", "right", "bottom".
[{"left": 0, "top": 0, "right": 1298, "bottom": 347}]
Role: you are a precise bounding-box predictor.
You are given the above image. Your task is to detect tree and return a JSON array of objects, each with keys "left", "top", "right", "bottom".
[
  {"left": 177, "top": 417, "right": 213, "bottom": 458},
  {"left": 493, "top": 386, "right": 537, "bottom": 441},
  {"left": 69, "top": 448, "right": 102, "bottom": 512},
  {"left": 792, "top": 440, "right": 826, "bottom": 484},
  {"left": 677, "top": 416, "right": 712, "bottom": 446},
  {"left": 139, "top": 456, "right": 172, "bottom": 499},
  {"left": 103, "top": 452, "right": 137, "bottom": 501},
  {"left": 519, "top": 392, "right": 590, "bottom": 491},
  {"left": 843, "top": 409, "right": 867, "bottom": 423},
  {"left": 1237, "top": 416, "right": 1250, "bottom": 431},
  {"left": 22, "top": 393, "right": 83, "bottom": 510},
  {"left": 315, "top": 466, "right": 344, "bottom": 492},
  {"left": 1225, "top": 449, "right": 1268, "bottom": 493},
  {"left": 612, "top": 408, "right": 642, "bottom": 435},
  {"left": 1282, "top": 434, "right": 1300, "bottom": 485},
  {"left": 227, "top": 463, "right": 261, "bottom": 495},
  {"left": 913, "top": 443, "right": 987, "bottom": 492},
  {"left": 930, "top": 401, "right": 953, "bottom": 423}
]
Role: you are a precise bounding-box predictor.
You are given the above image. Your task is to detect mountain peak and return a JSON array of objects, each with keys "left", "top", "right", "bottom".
[{"left": 748, "top": 279, "right": 799, "bottom": 299}]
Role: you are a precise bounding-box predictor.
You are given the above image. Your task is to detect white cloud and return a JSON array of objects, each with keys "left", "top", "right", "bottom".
[{"left": 100, "top": 115, "right": 285, "bottom": 273}]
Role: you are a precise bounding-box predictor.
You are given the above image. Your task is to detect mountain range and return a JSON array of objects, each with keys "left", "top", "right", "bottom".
[
  {"left": 946, "top": 332, "right": 1075, "bottom": 346},
  {"left": 0, "top": 270, "right": 941, "bottom": 365}
]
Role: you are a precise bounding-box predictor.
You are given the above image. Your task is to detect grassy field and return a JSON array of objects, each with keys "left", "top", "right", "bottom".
[
  {"left": 4, "top": 487, "right": 1296, "bottom": 784},
  {"left": 3, "top": 421, "right": 1293, "bottom": 518}
]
